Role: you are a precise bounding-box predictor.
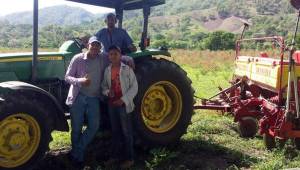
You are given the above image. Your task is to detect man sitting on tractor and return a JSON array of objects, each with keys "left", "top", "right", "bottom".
[{"left": 95, "top": 13, "right": 137, "bottom": 54}]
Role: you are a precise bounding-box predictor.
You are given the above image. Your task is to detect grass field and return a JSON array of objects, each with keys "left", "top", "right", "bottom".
[
  {"left": 48, "top": 49, "right": 300, "bottom": 170},
  {"left": 2, "top": 48, "right": 300, "bottom": 169}
]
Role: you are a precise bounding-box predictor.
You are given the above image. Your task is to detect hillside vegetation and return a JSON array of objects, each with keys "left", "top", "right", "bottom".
[{"left": 0, "top": 0, "right": 299, "bottom": 50}]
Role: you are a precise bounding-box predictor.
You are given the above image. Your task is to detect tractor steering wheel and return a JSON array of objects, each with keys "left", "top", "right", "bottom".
[{"left": 72, "top": 38, "right": 86, "bottom": 50}]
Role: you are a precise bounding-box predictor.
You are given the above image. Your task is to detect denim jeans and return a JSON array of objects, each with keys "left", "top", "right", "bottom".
[
  {"left": 109, "top": 106, "right": 134, "bottom": 161},
  {"left": 70, "top": 93, "right": 100, "bottom": 162}
]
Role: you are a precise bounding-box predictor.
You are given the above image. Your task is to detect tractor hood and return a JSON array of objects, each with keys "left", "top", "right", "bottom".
[
  {"left": 0, "top": 52, "right": 71, "bottom": 61},
  {"left": 0, "top": 39, "right": 80, "bottom": 62},
  {"left": 66, "top": 0, "right": 165, "bottom": 10},
  {"left": 0, "top": 50, "right": 73, "bottom": 81}
]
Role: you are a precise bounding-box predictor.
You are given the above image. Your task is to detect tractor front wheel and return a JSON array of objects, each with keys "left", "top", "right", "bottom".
[
  {"left": 0, "top": 95, "right": 51, "bottom": 170},
  {"left": 238, "top": 116, "right": 258, "bottom": 138},
  {"left": 134, "top": 58, "right": 194, "bottom": 146}
]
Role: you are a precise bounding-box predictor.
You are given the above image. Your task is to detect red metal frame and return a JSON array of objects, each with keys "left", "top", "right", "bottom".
[
  {"left": 235, "top": 36, "right": 286, "bottom": 104},
  {"left": 194, "top": 36, "right": 300, "bottom": 139}
]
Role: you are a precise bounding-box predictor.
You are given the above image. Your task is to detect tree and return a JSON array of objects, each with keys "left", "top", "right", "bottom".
[{"left": 202, "top": 31, "right": 235, "bottom": 50}]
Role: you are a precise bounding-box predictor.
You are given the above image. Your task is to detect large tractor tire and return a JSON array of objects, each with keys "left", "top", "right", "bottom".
[
  {"left": 238, "top": 116, "right": 258, "bottom": 138},
  {"left": 0, "top": 95, "right": 52, "bottom": 170},
  {"left": 134, "top": 58, "right": 194, "bottom": 146}
]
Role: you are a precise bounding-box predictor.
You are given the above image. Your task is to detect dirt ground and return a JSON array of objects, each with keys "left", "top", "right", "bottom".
[{"left": 33, "top": 136, "right": 253, "bottom": 170}]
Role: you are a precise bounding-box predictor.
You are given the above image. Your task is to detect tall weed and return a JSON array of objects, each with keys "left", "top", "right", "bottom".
[{"left": 170, "top": 49, "right": 235, "bottom": 98}]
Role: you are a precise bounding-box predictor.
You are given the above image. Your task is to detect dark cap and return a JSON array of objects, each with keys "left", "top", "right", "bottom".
[
  {"left": 88, "top": 36, "right": 100, "bottom": 44},
  {"left": 106, "top": 13, "right": 116, "bottom": 19}
]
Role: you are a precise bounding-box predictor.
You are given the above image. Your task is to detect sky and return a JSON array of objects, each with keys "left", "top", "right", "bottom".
[{"left": 0, "top": 0, "right": 114, "bottom": 16}]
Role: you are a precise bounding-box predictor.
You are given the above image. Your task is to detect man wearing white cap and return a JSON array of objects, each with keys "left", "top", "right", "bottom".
[{"left": 65, "top": 36, "right": 103, "bottom": 167}]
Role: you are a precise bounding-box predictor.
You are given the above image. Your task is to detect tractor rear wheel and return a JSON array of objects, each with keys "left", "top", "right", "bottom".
[
  {"left": 0, "top": 94, "right": 51, "bottom": 170},
  {"left": 263, "top": 133, "right": 276, "bottom": 150},
  {"left": 238, "top": 116, "right": 258, "bottom": 138},
  {"left": 134, "top": 58, "right": 194, "bottom": 145}
]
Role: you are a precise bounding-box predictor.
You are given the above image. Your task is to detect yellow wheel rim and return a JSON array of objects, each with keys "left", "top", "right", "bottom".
[
  {"left": 141, "top": 81, "right": 182, "bottom": 133},
  {"left": 0, "top": 113, "right": 41, "bottom": 168}
]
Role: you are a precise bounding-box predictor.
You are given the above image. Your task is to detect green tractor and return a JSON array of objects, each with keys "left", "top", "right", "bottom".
[{"left": 0, "top": 0, "right": 194, "bottom": 169}]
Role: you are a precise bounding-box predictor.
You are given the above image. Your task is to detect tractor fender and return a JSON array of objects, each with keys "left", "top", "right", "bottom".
[
  {"left": 128, "top": 49, "right": 171, "bottom": 59},
  {"left": 0, "top": 81, "right": 69, "bottom": 131}
]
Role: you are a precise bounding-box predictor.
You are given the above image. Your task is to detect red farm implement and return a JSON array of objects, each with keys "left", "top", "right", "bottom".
[{"left": 194, "top": 0, "right": 300, "bottom": 149}]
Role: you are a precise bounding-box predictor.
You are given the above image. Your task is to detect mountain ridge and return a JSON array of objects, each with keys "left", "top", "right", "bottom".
[{"left": 0, "top": 5, "right": 104, "bottom": 26}]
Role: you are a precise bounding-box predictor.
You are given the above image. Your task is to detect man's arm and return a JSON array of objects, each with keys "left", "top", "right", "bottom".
[
  {"left": 128, "top": 44, "right": 137, "bottom": 52},
  {"left": 101, "top": 68, "right": 110, "bottom": 96},
  {"left": 123, "top": 30, "right": 137, "bottom": 53},
  {"left": 101, "top": 52, "right": 135, "bottom": 69},
  {"left": 65, "top": 55, "right": 86, "bottom": 86},
  {"left": 121, "top": 55, "right": 135, "bottom": 69}
]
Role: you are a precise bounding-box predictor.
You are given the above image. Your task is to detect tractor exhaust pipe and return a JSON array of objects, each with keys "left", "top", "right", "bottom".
[{"left": 140, "top": 4, "right": 150, "bottom": 51}]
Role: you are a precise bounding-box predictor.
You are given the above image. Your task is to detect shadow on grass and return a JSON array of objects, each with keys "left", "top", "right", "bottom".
[
  {"left": 167, "top": 138, "right": 259, "bottom": 170},
  {"left": 34, "top": 135, "right": 259, "bottom": 170}
]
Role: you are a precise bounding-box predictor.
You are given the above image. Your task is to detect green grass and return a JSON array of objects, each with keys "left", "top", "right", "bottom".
[
  {"left": 181, "top": 63, "right": 300, "bottom": 169},
  {"left": 50, "top": 131, "right": 71, "bottom": 150},
  {"left": 182, "top": 64, "right": 233, "bottom": 97}
]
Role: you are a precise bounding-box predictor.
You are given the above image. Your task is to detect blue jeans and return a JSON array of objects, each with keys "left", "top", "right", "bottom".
[
  {"left": 70, "top": 93, "right": 100, "bottom": 162},
  {"left": 109, "top": 106, "right": 134, "bottom": 161}
]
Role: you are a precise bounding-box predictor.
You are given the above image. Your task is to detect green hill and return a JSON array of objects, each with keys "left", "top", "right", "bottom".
[
  {"left": 0, "top": 0, "right": 298, "bottom": 49},
  {"left": 0, "top": 5, "right": 96, "bottom": 26}
]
